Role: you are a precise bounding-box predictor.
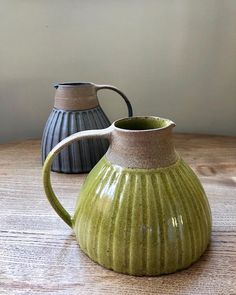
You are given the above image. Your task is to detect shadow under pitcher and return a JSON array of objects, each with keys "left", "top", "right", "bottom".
[
  {"left": 41, "top": 82, "right": 133, "bottom": 173},
  {"left": 42, "top": 116, "right": 212, "bottom": 276}
]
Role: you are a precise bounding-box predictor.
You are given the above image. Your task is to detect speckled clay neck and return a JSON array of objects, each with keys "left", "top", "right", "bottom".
[
  {"left": 54, "top": 82, "right": 99, "bottom": 111},
  {"left": 106, "top": 116, "right": 178, "bottom": 169}
]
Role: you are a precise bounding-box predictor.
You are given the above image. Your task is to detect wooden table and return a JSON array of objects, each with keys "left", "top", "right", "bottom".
[{"left": 0, "top": 134, "right": 235, "bottom": 295}]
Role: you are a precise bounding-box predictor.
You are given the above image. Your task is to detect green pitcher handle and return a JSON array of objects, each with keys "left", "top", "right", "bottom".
[
  {"left": 95, "top": 84, "right": 133, "bottom": 117},
  {"left": 42, "top": 127, "right": 112, "bottom": 228}
]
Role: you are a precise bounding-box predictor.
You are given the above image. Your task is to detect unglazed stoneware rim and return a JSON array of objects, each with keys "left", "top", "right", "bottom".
[
  {"left": 105, "top": 116, "right": 178, "bottom": 169},
  {"left": 112, "top": 116, "right": 176, "bottom": 133},
  {"left": 53, "top": 82, "right": 133, "bottom": 116}
]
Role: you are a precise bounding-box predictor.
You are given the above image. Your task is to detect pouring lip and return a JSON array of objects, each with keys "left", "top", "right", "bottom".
[
  {"left": 112, "top": 116, "right": 176, "bottom": 133},
  {"left": 54, "top": 82, "right": 94, "bottom": 88}
]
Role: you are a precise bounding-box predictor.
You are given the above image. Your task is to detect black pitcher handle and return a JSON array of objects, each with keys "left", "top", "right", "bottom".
[{"left": 94, "top": 84, "right": 133, "bottom": 117}]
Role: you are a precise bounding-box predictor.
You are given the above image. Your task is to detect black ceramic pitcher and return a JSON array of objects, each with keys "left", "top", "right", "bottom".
[{"left": 41, "top": 82, "right": 133, "bottom": 173}]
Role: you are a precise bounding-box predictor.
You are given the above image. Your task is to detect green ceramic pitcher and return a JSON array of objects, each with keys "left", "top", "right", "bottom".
[{"left": 42, "top": 116, "right": 212, "bottom": 276}]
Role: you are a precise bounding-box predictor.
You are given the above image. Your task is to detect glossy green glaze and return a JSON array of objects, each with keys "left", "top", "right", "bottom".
[{"left": 73, "top": 156, "right": 212, "bottom": 276}]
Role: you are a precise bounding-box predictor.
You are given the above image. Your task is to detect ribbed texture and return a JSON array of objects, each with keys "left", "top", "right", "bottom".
[
  {"left": 73, "top": 157, "right": 212, "bottom": 276},
  {"left": 41, "top": 106, "right": 110, "bottom": 173}
]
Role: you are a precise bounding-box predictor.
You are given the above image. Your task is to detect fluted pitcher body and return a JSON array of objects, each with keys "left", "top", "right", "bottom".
[
  {"left": 43, "top": 116, "right": 211, "bottom": 276},
  {"left": 41, "top": 82, "right": 133, "bottom": 173}
]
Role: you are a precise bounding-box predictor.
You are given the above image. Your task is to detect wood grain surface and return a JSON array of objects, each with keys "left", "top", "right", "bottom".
[{"left": 0, "top": 134, "right": 235, "bottom": 295}]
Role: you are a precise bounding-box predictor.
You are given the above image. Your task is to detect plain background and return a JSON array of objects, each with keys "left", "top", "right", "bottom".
[{"left": 1, "top": 0, "right": 236, "bottom": 143}]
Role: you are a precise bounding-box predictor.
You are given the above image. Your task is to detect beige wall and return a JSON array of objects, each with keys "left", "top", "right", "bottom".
[{"left": 1, "top": 0, "right": 236, "bottom": 143}]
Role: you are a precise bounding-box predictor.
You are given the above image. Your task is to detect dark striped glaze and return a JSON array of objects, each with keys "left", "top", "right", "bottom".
[
  {"left": 41, "top": 106, "right": 110, "bottom": 173},
  {"left": 73, "top": 156, "right": 212, "bottom": 276}
]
